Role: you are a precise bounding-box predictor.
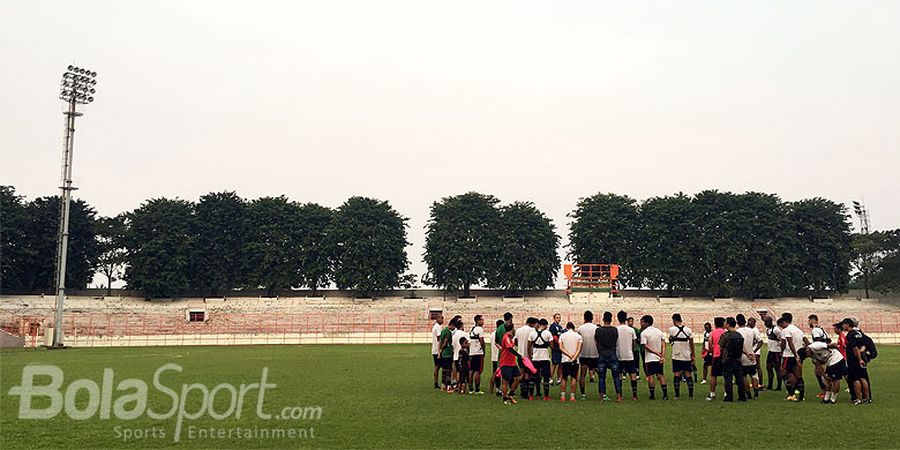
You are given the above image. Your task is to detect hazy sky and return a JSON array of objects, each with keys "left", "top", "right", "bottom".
[{"left": 2, "top": 1, "right": 899, "bottom": 288}]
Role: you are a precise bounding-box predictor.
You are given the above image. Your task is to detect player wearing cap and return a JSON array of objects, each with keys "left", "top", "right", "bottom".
[{"left": 842, "top": 318, "right": 872, "bottom": 404}]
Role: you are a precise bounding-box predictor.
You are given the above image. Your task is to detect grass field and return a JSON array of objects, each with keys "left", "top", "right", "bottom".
[{"left": 1, "top": 344, "right": 897, "bottom": 449}]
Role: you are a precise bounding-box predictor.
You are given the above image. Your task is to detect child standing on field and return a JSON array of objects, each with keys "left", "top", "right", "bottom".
[{"left": 458, "top": 337, "right": 470, "bottom": 394}]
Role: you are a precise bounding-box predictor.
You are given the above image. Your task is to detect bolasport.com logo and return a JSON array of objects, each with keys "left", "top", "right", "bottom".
[{"left": 7, "top": 364, "right": 322, "bottom": 443}]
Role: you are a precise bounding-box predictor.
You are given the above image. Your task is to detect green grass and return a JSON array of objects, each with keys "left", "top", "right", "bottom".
[{"left": 1, "top": 344, "right": 898, "bottom": 449}]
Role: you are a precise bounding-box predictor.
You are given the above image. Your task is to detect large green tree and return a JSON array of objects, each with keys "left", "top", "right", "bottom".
[
  {"left": 637, "top": 193, "right": 695, "bottom": 294},
  {"left": 124, "top": 198, "right": 196, "bottom": 298},
  {"left": 193, "top": 192, "right": 249, "bottom": 296},
  {"left": 243, "top": 196, "right": 302, "bottom": 297},
  {"left": 95, "top": 214, "right": 127, "bottom": 295},
  {"left": 787, "top": 198, "right": 852, "bottom": 294},
  {"left": 331, "top": 197, "right": 408, "bottom": 297},
  {"left": 423, "top": 192, "right": 502, "bottom": 297},
  {"left": 852, "top": 229, "right": 900, "bottom": 296},
  {"left": 295, "top": 203, "right": 335, "bottom": 294},
  {"left": 689, "top": 190, "right": 743, "bottom": 296},
  {"left": 17, "top": 196, "right": 100, "bottom": 293},
  {"left": 489, "top": 201, "right": 560, "bottom": 292},
  {"left": 0, "top": 186, "right": 31, "bottom": 293},
  {"left": 872, "top": 244, "right": 900, "bottom": 294},
  {"left": 567, "top": 193, "right": 640, "bottom": 286},
  {"left": 731, "top": 192, "right": 796, "bottom": 297}
]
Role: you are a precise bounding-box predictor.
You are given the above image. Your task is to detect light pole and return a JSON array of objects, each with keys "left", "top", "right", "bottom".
[
  {"left": 51, "top": 65, "right": 97, "bottom": 348},
  {"left": 852, "top": 200, "right": 871, "bottom": 299}
]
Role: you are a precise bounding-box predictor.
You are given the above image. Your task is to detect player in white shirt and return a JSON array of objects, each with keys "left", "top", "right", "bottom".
[
  {"left": 451, "top": 320, "right": 468, "bottom": 391},
  {"left": 807, "top": 314, "right": 830, "bottom": 398},
  {"left": 558, "top": 321, "right": 583, "bottom": 402},
  {"left": 616, "top": 310, "right": 640, "bottom": 400},
  {"left": 779, "top": 312, "right": 807, "bottom": 401},
  {"left": 640, "top": 315, "right": 668, "bottom": 400},
  {"left": 735, "top": 314, "right": 760, "bottom": 399},
  {"left": 515, "top": 317, "right": 538, "bottom": 399},
  {"left": 468, "top": 315, "right": 486, "bottom": 395},
  {"left": 763, "top": 316, "right": 783, "bottom": 391},
  {"left": 528, "top": 318, "right": 554, "bottom": 400},
  {"left": 576, "top": 311, "right": 599, "bottom": 400},
  {"left": 799, "top": 340, "right": 846, "bottom": 404},
  {"left": 668, "top": 313, "right": 695, "bottom": 399},
  {"left": 748, "top": 317, "right": 764, "bottom": 392},
  {"left": 431, "top": 314, "right": 444, "bottom": 389},
  {"left": 808, "top": 314, "right": 830, "bottom": 343}
]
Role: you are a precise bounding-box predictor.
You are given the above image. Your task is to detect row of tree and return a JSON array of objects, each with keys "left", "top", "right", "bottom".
[
  {"left": 1, "top": 187, "right": 410, "bottom": 297},
  {"left": 424, "top": 192, "right": 560, "bottom": 296},
  {"left": 2, "top": 186, "right": 897, "bottom": 298},
  {"left": 568, "top": 191, "right": 855, "bottom": 297},
  {"left": 1, "top": 186, "right": 100, "bottom": 293}
]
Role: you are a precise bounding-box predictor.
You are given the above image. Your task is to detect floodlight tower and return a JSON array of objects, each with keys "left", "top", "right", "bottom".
[
  {"left": 851, "top": 200, "right": 870, "bottom": 235},
  {"left": 852, "top": 200, "right": 872, "bottom": 299},
  {"left": 51, "top": 65, "right": 97, "bottom": 348}
]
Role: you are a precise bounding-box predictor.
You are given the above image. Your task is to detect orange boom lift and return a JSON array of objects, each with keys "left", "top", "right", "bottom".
[{"left": 564, "top": 263, "right": 621, "bottom": 295}]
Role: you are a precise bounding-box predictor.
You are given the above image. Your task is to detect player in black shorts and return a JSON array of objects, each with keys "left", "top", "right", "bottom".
[{"left": 457, "top": 337, "right": 470, "bottom": 394}]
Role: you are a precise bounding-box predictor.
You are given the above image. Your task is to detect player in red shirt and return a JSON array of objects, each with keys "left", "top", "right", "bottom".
[
  {"left": 705, "top": 317, "right": 727, "bottom": 401},
  {"left": 833, "top": 322, "right": 847, "bottom": 359},
  {"left": 498, "top": 321, "right": 523, "bottom": 404}
]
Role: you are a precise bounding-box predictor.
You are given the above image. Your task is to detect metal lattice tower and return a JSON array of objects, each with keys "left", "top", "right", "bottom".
[
  {"left": 852, "top": 200, "right": 870, "bottom": 235},
  {"left": 51, "top": 65, "right": 97, "bottom": 348}
]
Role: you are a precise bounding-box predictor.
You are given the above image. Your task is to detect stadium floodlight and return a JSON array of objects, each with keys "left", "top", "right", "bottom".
[
  {"left": 51, "top": 64, "right": 98, "bottom": 348},
  {"left": 852, "top": 200, "right": 870, "bottom": 235}
]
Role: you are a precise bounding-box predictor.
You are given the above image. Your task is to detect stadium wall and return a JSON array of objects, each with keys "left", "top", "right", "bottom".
[{"left": 2, "top": 293, "right": 899, "bottom": 348}]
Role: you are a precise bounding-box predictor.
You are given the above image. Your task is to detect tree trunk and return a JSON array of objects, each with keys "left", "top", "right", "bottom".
[
  {"left": 463, "top": 283, "right": 471, "bottom": 298},
  {"left": 104, "top": 271, "right": 113, "bottom": 296}
]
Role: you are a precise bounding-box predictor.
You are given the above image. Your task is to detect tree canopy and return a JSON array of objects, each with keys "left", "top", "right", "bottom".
[
  {"left": 123, "top": 198, "right": 196, "bottom": 298},
  {"left": 567, "top": 193, "right": 640, "bottom": 285},
  {"left": 490, "top": 201, "right": 560, "bottom": 292},
  {"left": 330, "top": 197, "right": 409, "bottom": 296},
  {"left": 193, "top": 192, "right": 249, "bottom": 296},
  {"left": 569, "top": 190, "right": 853, "bottom": 297},
  {"left": 423, "top": 192, "right": 502, "bottom": 296}
]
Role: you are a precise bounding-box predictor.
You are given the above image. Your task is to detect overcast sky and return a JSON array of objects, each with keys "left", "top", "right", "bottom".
[{"left": 2, "top": 1, "right": 898, "bottom": 288}]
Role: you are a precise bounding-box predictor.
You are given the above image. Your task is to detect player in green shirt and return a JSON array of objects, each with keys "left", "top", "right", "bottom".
[
  {"left": 628, "top": 316, "right": 643, "bottom": 367},
  {"left": 438, "top": 319, "right": 456, "bottom": 390}
]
